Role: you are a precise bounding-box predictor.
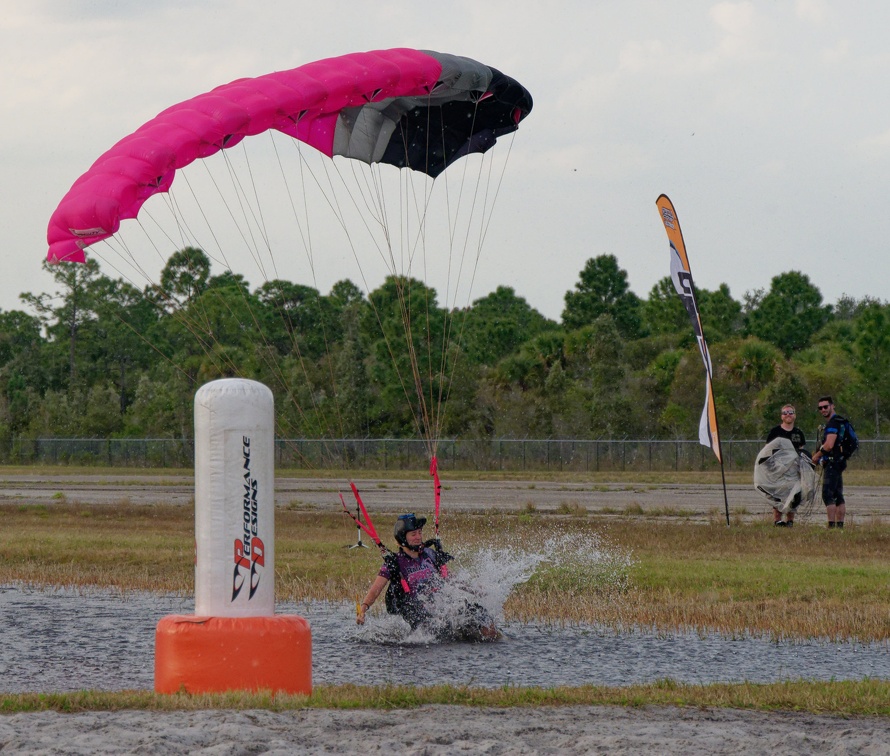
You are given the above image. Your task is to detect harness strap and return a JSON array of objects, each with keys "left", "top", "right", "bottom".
[{"left": 386, "top": 544, "right": 452, "bottom": 594}]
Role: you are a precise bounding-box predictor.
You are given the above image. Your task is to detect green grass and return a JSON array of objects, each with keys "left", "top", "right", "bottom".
[
  {"left": 2, "top": 503, "right": 887, "bottom": 641},
  {"left": 0, "top": 680, "right": 888, "bottom": 715}
]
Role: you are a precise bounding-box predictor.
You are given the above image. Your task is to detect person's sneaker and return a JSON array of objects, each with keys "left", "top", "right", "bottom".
[
  {"left": 774, "top": 521, "right": 787, "bottom": 527},
  {"left": 785, "top": 521, "right": 794, "bottom": 528}
]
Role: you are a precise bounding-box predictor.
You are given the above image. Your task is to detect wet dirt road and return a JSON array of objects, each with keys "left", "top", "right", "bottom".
[{"left": 0, "top": 473, "right": 887, "bottom": 523}]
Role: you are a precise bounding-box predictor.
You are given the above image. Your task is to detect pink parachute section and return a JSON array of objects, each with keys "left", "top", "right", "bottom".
[{"left": 46, "top": 49, "right": 442, "bottom": 264}]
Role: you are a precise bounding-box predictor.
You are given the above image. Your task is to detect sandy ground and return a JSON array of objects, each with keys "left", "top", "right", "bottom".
[
  {"left": 1, "top": 705, "right": 889, "bottom": 755},
  {"left": 1, "top": 473, "right": 888, "bottom": 524}
]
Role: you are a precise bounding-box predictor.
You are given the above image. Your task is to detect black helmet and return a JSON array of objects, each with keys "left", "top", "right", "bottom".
[{"left": 394, "top": 513, "right": 427, "bottom": 546}]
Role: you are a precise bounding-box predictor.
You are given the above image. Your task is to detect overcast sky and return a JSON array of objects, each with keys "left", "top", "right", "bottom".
[{"left": 2, "top": 0, "right": 889, "bottom": 322}]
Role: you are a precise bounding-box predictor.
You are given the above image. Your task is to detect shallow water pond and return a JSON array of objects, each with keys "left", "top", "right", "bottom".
[{"left": 1, "top": 585, "right": 887, "bottom": 693}]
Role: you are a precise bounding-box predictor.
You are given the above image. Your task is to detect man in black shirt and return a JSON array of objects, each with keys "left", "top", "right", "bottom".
[{"left": 765, "top": 404, "right": 807, "bottom": 526}]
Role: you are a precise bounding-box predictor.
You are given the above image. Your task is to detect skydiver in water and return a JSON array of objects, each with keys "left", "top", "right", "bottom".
[{"left": 356, "top": 513, "right": 499, "bottom": 641}]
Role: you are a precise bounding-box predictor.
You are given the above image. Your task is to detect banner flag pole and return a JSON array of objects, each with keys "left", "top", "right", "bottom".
[{"left": 655, "top": 195, "right": 730, "bottom": 526}]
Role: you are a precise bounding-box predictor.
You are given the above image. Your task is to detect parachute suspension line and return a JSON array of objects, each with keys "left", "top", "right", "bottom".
[
  {"left": 368, "top": 129, "right": 434, "bottom": 444},
  {"left": 375, "top": 99, "right": 445, "bottom": 459},
  {"left": 326, "top": 157, "right": 426, "bottom": 439},
  {"left": 156, "top": 173, "right": 289, "bottom": 390},
  {"left": 190, "top": 150, "right": 279, "bottom": 288},
  {"left": 239, "top": 138, "right": 281, "bottom": 276},
  {"left": 87, "top": 239, "right": 214, "bottom": 384},
  {"left": 178, "top": 154, "right": 290, "bottom": 383},
  {"left": 212, "top": 147, "right": 324, "bottom": 411},
  {"left": 360, "top": 160, "right": 413, "bottom": 297},
  {"left": 386, "top": 154, "right": 437, "bottom": 457},
  {"left": 284, "top": 140, "right": 355, "bottom": 445},
  {"left": 428, "top": 97, "right": 491, "bottom": 447},
  {"left": 270, "top": 135, "right": 351, "bottom": 443},
  {"left": 176, "top": 158, "right": 329, "bottom": 436},
  {"left": 363, "top": 142, "right": 442, "bottom": 459},
  {"left": 282, "top": 134, "right": 484, "bottom": 456},
  {"left": 161, "top": 167, "right": 298, "bottom": 396},
  {"left": 87, "top": 237, "right": 243, "bottom": 396},
  {"left": 446, "top": 129, "right": 519, "bottom": 357},
  {"left": 220, "top": 142, "right": 357, "bottom": 449},
  {"left": 425, "top": 97, "right": 481, "bottom": 445},
  {"left": 173, "top": 166, "right": 236, "bottom": 272},
  {"left": 218, "top": 145, "right": 275, "bottom": 281},
  {"left": 443, "top": 123, "right": 521, "bottom": 425},
  {"left": 91, "top": 227, "right": 233, "bottom": 377},
  {"left": 146, "top": 182, "right": 263, "bottom": 380},
  {"left": 448, "top": 97, "right": 493, "bottom": 306},
  {"left": 294, "top": 142, "right": 437, "bottom": 452},
  {"left": 155, "top": 192, "right": 254, "bottom": 376},
  {"left": 99, "top": 220, "right": 163, "bottom": 287},
  {"left": 312, "top": 143, "right": 454, "bottom": 452},
  {"left": 477, "top": 130, "right": 518, "bottom": 250},
  {"left": 401, "top": 148, "right": 441, "bottom": 458},
  {"left": 128, "top": 152, "right": 337, "bottom": 462},
  {"left": 417, "top": 90, "right": 448, "bottom": 456},
  {"left": 439, "top": 141, "right": 510, "bottom": 425},
  {"left": 245, "top": 135, "right": 353, "bottom": 447},
  {"left": 288, "top": 142, "right": 392, "bottom": 276},
  {"left": 279, "top": 141, "right": 433, "bottom": 452},
  {"left": 271, "top": 135, "right": 315, "bottom": 277},
  {"left": 346, "top": 156, "right": 430, "bottom": 434},
  {"left": 146, "top": 183, "right": 217, "bottom": 266}
]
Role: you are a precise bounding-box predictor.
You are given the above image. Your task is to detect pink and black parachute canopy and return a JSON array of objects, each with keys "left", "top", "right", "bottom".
[{"left": 46, "top": 48, "right": 533, "bottom": 264}]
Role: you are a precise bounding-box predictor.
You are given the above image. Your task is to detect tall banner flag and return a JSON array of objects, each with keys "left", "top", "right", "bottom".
[{"left": 655, "top": 194, "right": 730, "bottom": 524}]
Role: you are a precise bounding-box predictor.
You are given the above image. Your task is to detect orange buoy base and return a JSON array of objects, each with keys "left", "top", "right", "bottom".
[{"left": 154, "top": 614, "right": 312, "bottom": 694}]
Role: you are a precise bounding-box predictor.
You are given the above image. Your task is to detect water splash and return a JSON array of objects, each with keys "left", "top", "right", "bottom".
[
  {"left": 355, "top": 528, "right": 634, "bottom": 644},
  {"left": 522, "top": 530, "right": 636, "bottom": 596}
]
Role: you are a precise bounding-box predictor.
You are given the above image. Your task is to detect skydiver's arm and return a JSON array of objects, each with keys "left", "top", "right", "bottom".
[{"left": 357, "top": 575, "right": 389, "bottom": 624}]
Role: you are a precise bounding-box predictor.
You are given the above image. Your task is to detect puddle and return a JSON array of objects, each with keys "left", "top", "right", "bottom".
[{"left": 1, "top": 585, "right": 887, "bottom": 692}]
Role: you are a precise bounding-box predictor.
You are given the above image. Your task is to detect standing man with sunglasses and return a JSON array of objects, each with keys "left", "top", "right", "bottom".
[
  {"left": 812, "top": 396, "right": 846, "bottom": 528},
  {"left": 766, "top": 404, "right": 807, "bottom": 526}
]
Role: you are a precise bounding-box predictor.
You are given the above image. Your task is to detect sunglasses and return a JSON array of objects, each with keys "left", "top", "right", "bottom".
[
  {"left": 817, "top": 404, "right": 830, "bottom": 410},
  {"left": 781, "top": 410, "right": 795, "bottom": 415}
]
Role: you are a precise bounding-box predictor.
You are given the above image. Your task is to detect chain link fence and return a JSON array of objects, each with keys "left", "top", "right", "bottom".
[{"left": 2, "top": 437, "right": 890, "bottom": 472}]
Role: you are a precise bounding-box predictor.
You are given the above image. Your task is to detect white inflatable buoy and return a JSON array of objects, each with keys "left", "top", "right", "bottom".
[
  {"left": 155, "top": 378, "right": 311, "bottom": 695},
  {"left": 194, "top": 378, "right": 275, "bottom": 617}
]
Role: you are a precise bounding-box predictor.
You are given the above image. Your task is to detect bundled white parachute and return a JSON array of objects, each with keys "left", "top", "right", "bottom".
[{"left": 753, "top": 437, "right": 818, "bottom": 513}]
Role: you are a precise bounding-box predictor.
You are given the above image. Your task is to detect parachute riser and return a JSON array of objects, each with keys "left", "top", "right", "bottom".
[
  {"left": 429, "top": 455, "right": 442, "bottom": 539},
  {"left": 339, "top": 484, "right": 388, "bottom": 554}
]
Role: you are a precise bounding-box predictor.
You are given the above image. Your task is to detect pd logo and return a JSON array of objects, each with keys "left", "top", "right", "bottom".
[{"left": 233, "top": 536, "right": 265, "bottom": 600}]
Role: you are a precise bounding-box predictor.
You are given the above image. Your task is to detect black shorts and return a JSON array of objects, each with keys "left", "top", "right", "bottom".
[{"left": 822, "top": 461, "right": 846, "bottom": 506}]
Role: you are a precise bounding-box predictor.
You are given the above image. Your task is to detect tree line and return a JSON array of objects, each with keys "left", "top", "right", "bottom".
[{"left": 1, "top": 248, "right": 887, "bottom": 444}]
